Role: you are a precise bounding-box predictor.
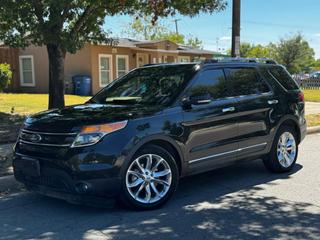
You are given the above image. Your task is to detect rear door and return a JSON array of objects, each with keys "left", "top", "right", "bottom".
[
  {"left": 224, "top": 67, "right": 275, "bottom": 158},
  {"left": 181, "top": 68, "right": 239, "bottom": 173}
]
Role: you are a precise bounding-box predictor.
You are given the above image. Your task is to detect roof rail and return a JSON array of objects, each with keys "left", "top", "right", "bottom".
[{"left": 203, "top": 58, "right": 277, "bottom": 65}]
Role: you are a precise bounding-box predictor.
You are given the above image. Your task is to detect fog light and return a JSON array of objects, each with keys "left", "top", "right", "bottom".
[{"left": 75, "top": 182, "right": 91, "bottom": 194}]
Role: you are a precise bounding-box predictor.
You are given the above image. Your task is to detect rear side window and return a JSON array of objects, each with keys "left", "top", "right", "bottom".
[
  {"left": 226, "top": 68, "right": 270, "bottom": 96},
  {"left": 188, "top": 69, "right": 228, "bottom": 100},
  {"left": 268, "top": 66, "right": 299, "bottom": 90}
]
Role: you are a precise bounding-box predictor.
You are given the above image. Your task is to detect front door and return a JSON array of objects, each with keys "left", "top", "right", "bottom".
[
  {"left": 224, "top": 67, "right": 275, "bottom": 158},
  {"left": 181, "top": 68, "right": 239, "bottom": 174},
  {"left": 137, "top": 53, "right": 149, "bottom": 67}
]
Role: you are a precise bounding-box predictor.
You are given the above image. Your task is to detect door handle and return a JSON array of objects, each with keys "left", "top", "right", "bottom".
[
  {"left": 268, "top": 100, "right": 279, "bottom": 105},
  {"left": 222, "top": 107, "right": 235, "bottom": 113}
]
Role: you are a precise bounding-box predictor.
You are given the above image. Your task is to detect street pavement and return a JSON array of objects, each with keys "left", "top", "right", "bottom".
[{"left": 0, "top": 134, "right": 320, "bottom": 240}]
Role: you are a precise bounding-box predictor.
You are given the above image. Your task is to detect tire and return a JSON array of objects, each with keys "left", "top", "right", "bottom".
[
  {"left": 263, "top": 125, "right": 298, "bottom": 173},
  {"left": 119, "top": 144, "right": 179, "bottom": 210}
]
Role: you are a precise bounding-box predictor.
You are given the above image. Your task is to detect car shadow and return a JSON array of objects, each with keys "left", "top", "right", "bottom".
[{"left": 1, "top": 160, "right": 319, "bottom": 240}]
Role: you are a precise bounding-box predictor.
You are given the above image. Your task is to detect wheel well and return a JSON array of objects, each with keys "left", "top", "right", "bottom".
[
  {"left": 280, "top": 119, "right": 301, "bottom": 143},
  {"left": 140, "top": 140, "right": 182, "bottom": 176}
]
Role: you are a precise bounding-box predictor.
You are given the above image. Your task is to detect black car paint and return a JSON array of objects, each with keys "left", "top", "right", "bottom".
[{"left": 13, "top": 62, "right": 307, "bottom": 204}]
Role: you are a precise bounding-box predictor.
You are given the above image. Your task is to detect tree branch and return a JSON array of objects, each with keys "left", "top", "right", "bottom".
[
  {"left": 70, "top": 4, "right": 99, "bottom": 39},
  {"left": 31, "top": 0, "right": 44, "bottom": 25}
]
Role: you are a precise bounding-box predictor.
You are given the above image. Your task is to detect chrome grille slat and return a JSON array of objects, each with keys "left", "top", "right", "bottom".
[
  {"left": 19, "top": 129, "right": 77, "bottom": 147},
  {"left": 21, "top": 129, "right": 77, "bottom": 136},
  {"left": 19, "top": 140, "right": 71, "bottom": 147}
]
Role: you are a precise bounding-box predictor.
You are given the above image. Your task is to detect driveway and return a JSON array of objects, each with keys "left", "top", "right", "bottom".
[
  {"left": 0, "top": 134, "right": 320, "bottom": 240},
  {"left": 305, "top": 102, "right": 320, "bottom": 115}
]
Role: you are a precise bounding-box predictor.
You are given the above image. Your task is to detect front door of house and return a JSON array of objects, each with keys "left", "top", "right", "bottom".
[{"left": 137, "top": 53, "right": 149, "bottom": 67}]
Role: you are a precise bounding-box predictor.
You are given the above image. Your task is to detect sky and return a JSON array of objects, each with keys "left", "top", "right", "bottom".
[{"left": 104, "top": 0, "right": 320, "bottom": 58}]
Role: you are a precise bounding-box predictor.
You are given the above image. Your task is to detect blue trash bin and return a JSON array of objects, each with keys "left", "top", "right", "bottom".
[{"left": 72, "top": 75, "right": 92, "bottom": 96}]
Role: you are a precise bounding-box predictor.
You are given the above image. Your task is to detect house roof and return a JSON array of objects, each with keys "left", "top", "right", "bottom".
[{"left": 100, "top": 38, "right": 215, "bottom": 55}]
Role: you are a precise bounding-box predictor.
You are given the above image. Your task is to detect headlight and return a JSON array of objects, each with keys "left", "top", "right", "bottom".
[{"left": 71, "top": 121, "right": 128, "bottom": 148}]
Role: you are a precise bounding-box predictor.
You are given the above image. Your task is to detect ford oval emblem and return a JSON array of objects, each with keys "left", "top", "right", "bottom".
[{"left": 29, "top": 134, "right": 42, "bottom": 143}]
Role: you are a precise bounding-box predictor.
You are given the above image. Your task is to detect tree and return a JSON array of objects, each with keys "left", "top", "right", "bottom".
[
  {"left": 312, "top": 59, "right": 320, "bottom": 71},
  {"left": 185, "top": 36, "right": 203, "bottom": 49},
  {"left": 229, "top": 42, "right": 272, "bottom": 58},
  {"left": 122, "top": 16, "right": 203, "bottom": 48},
  {"left": 0, "top": 0, "right": 226, "bottom": 109},
  {"left": 121, "top": 16, "right": 170, "bottom": 40},
  {"left": 272, "top": 34, "right": 315, "bottom": 74}
]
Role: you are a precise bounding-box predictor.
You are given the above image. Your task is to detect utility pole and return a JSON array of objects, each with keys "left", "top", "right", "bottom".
[
  {"left": 231, "top": 0, "right": 241, "bottom": 57},
  {"left": 173, "top": 19, "right": 181, "bottom": 34}
]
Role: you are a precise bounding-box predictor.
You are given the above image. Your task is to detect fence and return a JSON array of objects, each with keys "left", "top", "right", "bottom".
[{"left": 293, "top": 76, "right": 320, "bottom": 89}]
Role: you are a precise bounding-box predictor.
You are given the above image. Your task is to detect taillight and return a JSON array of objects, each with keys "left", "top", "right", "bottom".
[{"left": 298, "top": 92, "right": 305, "bottom": 102}]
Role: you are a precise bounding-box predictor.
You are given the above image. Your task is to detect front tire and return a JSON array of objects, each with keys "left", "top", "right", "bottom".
[
  {"left": 119, "top": 144, "right": 179, "bottom": 210},
  {"left": 263, "top": 126, "right": 298, "bottom": 173}
]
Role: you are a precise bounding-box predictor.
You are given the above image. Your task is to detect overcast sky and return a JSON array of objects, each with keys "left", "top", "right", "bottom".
[{"left": 104, "top": 0, "right": 320, "bottom": 58}]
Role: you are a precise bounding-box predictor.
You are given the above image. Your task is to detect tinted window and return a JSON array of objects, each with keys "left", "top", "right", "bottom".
[
  {"left": 227, "top": 68, "right": 270, "bottom": 96},
  {"left": 268, "top": 66, "right": 299, "bottom": 90},
  {"left": 91, "top": 64, "right": 197, "bottom": 106},
  {"left": 188, "top": 69, "right": 227, "bottom": 100}
]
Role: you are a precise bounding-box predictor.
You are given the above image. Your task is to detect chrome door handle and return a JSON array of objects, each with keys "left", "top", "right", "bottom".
[
  {"left": 268, "top": 100, "right": 279, "bottom": 105},
  {"left": 222, "top": 107, "right": 235, "bottom": 113}
]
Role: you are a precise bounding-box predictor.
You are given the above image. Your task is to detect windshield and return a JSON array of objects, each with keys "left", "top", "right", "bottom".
[{"left": 90, "top": 64, "right": 197, "bottom": 106}]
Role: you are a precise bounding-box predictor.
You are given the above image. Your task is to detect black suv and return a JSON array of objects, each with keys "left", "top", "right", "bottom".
[{"left": 13, "top": 59, "right": 307, "bottom": 209}]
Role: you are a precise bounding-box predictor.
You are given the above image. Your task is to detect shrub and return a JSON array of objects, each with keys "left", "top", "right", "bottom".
[{"left": 0, "top": 63, "right": 12, "bottom": 91}]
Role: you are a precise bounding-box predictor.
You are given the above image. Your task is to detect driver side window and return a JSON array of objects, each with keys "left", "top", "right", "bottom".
[{"left": 188, "top": 69, "right": 228, "bottom": 100}]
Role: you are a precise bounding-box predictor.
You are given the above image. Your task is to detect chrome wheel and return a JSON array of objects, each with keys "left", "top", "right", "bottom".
[
  {"left": 125, "top": 154, "right": 172, "bottom": 204},
  {"left": 277, "top": 132, "right": 296, "bottom": 168}
]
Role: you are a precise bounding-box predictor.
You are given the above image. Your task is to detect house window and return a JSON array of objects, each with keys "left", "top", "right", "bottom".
[
  {"left": 116, "top": 55, "right": 129, "bottom": 78},
  {"left": 99, "top": 54, "right": 112, "bottom": 87},
  {"left": 19, "top": 55, "right": 35, "bottom": 87},
  {"left": 178, "top": 56, "right": 190, "bottom": 62}
]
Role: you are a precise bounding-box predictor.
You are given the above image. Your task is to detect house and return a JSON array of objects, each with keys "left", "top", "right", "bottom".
[{"left": 2, "top": 38, "right": 215, "bottom": 95}]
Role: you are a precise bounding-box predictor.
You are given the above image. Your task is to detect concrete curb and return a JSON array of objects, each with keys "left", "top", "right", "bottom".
[
  {"left": 1, "top": 126, "right": 320, "bottom": 193},
  {"left": 307, "top": 126, "right": 320, "bottom": 135}
]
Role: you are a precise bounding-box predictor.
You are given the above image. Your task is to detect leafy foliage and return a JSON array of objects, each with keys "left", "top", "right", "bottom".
[
  {"left": 231, "top": 34, "right": 315, "bottom": 74},
  {"left": 272, "top": 34, "right": 315, "bottom": 74},
  {"left": 0, "top": 0, "right": 226, "bottom": 53},
  {"left": 0, "top": 0, "right": 226, "bottom": 108},
  {"left": 0, "top": 64, "right": 12, "bottom": 91},
  {"left": 122, "top": 15, "right": 203, "bottom": 48}
]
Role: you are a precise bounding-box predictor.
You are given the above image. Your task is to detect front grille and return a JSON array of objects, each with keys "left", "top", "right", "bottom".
[{"left": 19, "top": 129, "right": 77, "bottom": 147}]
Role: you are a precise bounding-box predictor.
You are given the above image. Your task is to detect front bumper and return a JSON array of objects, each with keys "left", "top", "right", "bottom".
[{"left": 13, "top": 153, "right": 121, "bottom": 207}]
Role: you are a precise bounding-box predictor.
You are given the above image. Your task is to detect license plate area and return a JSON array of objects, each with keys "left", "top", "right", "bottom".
[{"left": 19, "top": 157, "right": 41, "bottom": 177}]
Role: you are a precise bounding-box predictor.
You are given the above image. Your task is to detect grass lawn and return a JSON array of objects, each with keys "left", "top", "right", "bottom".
[
  {"left": 303, "top": 89, "right": 320, "bottom": 102},
  {"left": 305, "top": 114, "right": 320, "bottom": 127},
  {"left": 0, "top": 93, "right": 90, "bottom": 115}
]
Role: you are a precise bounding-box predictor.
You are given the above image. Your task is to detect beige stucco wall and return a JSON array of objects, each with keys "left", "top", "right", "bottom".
[
  {"left": 17, "top": 43, "right": 213, "bottom": 95},
  {"left": 19, "top": 44, "right": 92, "bottom": 93}
]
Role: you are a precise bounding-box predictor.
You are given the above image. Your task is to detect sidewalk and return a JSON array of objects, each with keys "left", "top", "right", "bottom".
[{"left": 305, "top": 101, "right": 320, "bottom": 115}]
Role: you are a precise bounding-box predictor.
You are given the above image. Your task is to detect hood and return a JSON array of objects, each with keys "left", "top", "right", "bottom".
[{"left": 24, "top": 103, "right": 162, "bottom": 132}]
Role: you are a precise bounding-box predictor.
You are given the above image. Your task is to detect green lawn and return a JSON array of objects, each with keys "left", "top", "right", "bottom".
[
  {"left": 306, "top": 114, "right": 320, "bottom": 127},
  {"left": 0, "top": 92, "right": 320, "bottom": 128},
  {"left": 0, "top": 93, "right": 90, "bottom": 115},
  {"left": 303, "top": 89, "right": 320, "bottom": 102}
]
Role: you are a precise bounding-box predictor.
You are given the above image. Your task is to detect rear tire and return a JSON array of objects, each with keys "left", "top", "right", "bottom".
[
  {"left": 263, "top": 126, "right": 298, "bottom": 173},
  {"left": 119, "top": 144, "right": 179, "bottom": 210}
]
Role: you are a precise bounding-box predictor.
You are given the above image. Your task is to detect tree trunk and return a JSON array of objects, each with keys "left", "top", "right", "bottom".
[{"left": 47, "top": 44, "right": 66, "bottom": 109}]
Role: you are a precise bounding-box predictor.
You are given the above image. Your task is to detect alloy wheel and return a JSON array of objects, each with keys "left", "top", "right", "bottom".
[
  {"left": 277, "top": 132, "right": 297, "bottom": 168},
  {"left": 125, "top": 154, "right": 172, "bottom": 204}
]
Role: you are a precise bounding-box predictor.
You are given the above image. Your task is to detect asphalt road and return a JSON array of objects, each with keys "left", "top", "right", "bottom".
[{"left": 1, "top": 134, "right": 320, "bottom": 240}]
